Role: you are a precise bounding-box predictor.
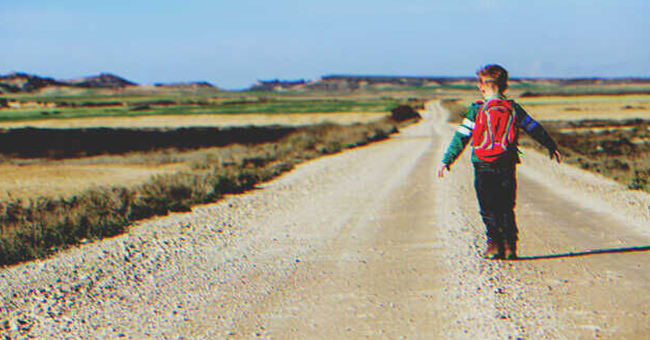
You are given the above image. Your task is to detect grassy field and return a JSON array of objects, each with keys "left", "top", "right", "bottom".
[
  {"left": 516, "top": 95, "right": 650, "bottom": 121},
  {"left": 0, "top": 87, "right": 423, "bottom": 265},
  {"left": 502, "top": 93, "right": 650, "bottom": 193},
  {"left": 0, "top": 89, "right": 418, "bottom": 204},
  {"left": 0, "top": 116, "right": 414, "bottom": 265},
  {"left": 0, "top": 112, "right": 387, "bottom": 129},
  {"left": 0, "top": 98, "right": 400, "bottom": 122},
  {"left": 1, "top": 82, "right": 648, "bottom": 266},
  {"left": 0, "top": 114, "right": 382, "bottom": 203},
  {"left": 0, "top": 85, "right": 433, "bottom": 123},
  {"left": 444, "top": 94, "right": 650, "bottom": 120},
  {"left": 511, "top": 82, "right": 650, "bottom": 96},
  {"left": 530, "top": 118, "right": 650, "bottom": 191},
  {"left": 0, "top": 161, "right": 185, "bottom": 201}
]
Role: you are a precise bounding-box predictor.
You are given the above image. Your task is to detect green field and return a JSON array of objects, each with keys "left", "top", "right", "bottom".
[
  {"left": 0, "top": 86, "right": 424, "bottom": 266},
  {"left": 0, "top": 96, "right": 402, "bottom": 122},
  {"left": 0, "top": 115, "right": 412, "bottom": 266}
]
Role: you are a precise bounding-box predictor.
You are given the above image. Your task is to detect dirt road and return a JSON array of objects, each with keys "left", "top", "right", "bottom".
[{"left": 2, "top": 101, "right": 650, "bottom": 339}]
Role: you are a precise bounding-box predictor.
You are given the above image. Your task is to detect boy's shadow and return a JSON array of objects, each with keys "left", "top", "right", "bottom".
[{"left": 517, "top": 245, "right": 650, "bottom": 260}]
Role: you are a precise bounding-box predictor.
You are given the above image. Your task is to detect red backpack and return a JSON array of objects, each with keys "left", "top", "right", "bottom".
[{"left": 471, "top": 98, "right": 517, "bottom": 162}]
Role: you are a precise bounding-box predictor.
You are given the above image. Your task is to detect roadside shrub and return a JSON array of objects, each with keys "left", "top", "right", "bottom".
[
  {"left": 390, "top": 105, "right": 421, "bottom": 122},
  {"left": 548, "top": 119, "right": 650, "bottom": 194},
  {"left": 603, "top": 158, "right": 630, "bottom": 171},
  {"left": 628, "top": 170, "right": 650, "bottom": 190},
  {"left": 439, "top": 99, "right": 466, "bottom": 123}
]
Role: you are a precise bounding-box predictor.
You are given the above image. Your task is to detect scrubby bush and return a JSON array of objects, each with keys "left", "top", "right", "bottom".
[
  {"left": 628, "top": 170, "right": 650, "bottom": 190},
  {"left": 439, "top": 99, "right": 467, "bottom": 124},
  {"left": 390, "top": 105, "right": 421, "bottom": 122}
]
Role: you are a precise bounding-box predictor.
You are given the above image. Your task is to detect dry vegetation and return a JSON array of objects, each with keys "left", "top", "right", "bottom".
[
  {"left": 0, "top": 113, "right": 418, "bottom": 266},
  {"left": 0, "top": 88, "right": 424, "bottom": 266},
  {"left": 0, "top": 112, "right": 387, "bottom": 130},
  {"left": 0, "top": 162, "right": 185, "bottom": 201},
  {"left": 439, "top": 98, "right": 467, "bottom": 123},
  {"left": 516, "top": 95, "right": 650, "bottom": 192},
  {"left": 529, "top": 118, "right": 650, "bottom": 191},
  {"left": 516, "top": 95, "right": 650, "bottom": 121},
  {"left": 0, "top": 112, "right": 387, "bottom": 202}
]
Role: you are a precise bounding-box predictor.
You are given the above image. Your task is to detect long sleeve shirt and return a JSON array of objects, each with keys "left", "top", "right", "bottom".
[{"left": 441, "top": 98, "right": 558, "bottom": 166}]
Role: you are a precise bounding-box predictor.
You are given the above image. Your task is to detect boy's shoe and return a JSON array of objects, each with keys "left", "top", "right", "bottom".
[
  {"left": 483, "top": 239, "right": 504, "bottom": 260},
  {"left": 504, "top": 241, "right": 517, "bottom": 260}
]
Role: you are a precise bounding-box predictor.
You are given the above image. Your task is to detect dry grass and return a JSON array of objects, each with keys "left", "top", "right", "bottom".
[
  {"left": 0, "top": 163, "right": 185, "bottom": 201},
  {"left": 439, "top": 98, "right": 467, "bottom": 123},
  {"left": 0, "top": 112, "right": 389, "bottom": 202},
  {"left": 447, "top": 94, "right": 650, "bottom": 121},
  {"left": 515, "top": 94, "right": 650, "bottom": 121},
  {"left": 0, "top": 117, "right": 407, "bottom": 265},
  {"left": 515, "top": 94, "right": 650, "bottom": 191},
  {"left": 0, "top": 112, "right": 387, "bottom": 129}
]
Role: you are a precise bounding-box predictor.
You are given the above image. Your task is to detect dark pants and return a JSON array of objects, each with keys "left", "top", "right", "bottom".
[{"left": 473, "top": 161, "right": 518, "bottom": 244}]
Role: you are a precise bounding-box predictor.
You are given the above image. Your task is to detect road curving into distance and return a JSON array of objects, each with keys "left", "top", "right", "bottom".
[{"left": 1, "top": 101, "right": 650, "bottom": 339}]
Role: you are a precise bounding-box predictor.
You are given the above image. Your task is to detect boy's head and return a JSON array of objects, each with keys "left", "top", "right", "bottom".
[{"left": 476, "top": 64, "right": 508, "bottom": 94}]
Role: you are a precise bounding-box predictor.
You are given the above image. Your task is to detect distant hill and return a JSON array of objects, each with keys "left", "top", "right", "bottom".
[
  {"left": 3, "top": 72, "right": 650, "bottom": 94},
  {"left": 63, "top": 73, "right": 137, "bottom": 88},
  {"left": 0, "top": 72, "right": 138, "bottom": 93},
  {"left": 154, "top": 81, "right": 217, "bottom": 89},
  {"left": 245, "top": 75, "right": 650, "bottom": 95},
  {"left": 303, "top": 75, "right": 476, "bottom": 92},
  {"left": 0, "top": 72, "right": 66, "bottom": 93},
  {"left": 0, "top": 72, "right": 224, "bottom": 93},
  {"left": 249, "top": 79, "right": 307, "bottom": 91}
]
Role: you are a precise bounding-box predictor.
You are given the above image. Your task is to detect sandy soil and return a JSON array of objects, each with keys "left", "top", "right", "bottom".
[{"left": 1, "top": 101, "right": 649, "bottom": 339}]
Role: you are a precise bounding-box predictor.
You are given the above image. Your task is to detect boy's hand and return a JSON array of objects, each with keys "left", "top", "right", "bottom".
[
  {"left": 437, "top": 162, "right": 450, "bottom": 178},
  {"left": 549, "top": 149, "right": 561, "bottom": 163}
]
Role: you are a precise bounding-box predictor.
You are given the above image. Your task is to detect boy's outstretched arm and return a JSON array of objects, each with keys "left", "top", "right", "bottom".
[
  {"left": 438, "top": 104, "right": 480, "bottom": 179},
  {"left": 515, "top": 103, "right": 561, "bottom": 164},
  {"left": 439, "top": 118, "right": 475, "bottom": 178}
]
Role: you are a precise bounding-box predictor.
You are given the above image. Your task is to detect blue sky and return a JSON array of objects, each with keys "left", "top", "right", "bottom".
[{"left": 1, "top": 0, "right": 648, "bottom": 89}]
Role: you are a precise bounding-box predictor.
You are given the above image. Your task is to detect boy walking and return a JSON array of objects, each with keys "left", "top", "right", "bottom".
[{"left": 437, "top": 64, "right": 561, "bottom": 260}]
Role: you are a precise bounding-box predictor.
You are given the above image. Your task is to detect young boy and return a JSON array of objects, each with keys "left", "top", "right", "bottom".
[{"left": 437, "top": 64, "right": 561, "bottom": 260}]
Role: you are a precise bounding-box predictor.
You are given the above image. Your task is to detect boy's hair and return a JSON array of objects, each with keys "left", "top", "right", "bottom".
[{"left": 477, "top": 64, "right": 508, "bottom": 93}]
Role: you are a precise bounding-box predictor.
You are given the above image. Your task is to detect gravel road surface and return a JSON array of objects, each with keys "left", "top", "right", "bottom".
[{"left": 1, "top": 101, "right": 650, "bottom": 339}]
